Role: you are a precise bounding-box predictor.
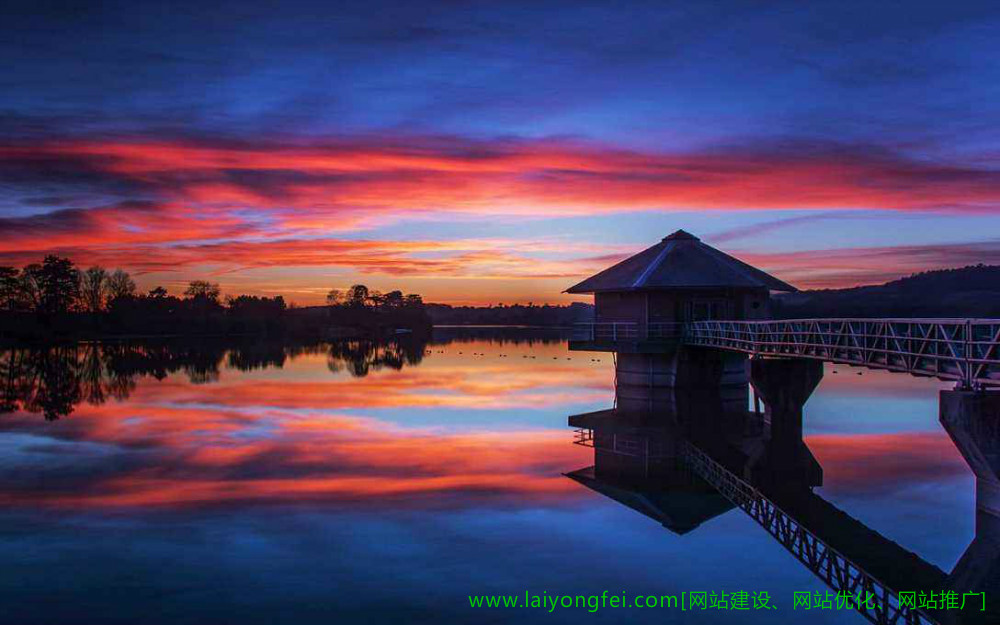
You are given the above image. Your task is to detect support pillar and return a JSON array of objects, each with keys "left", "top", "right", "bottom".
[
  {"left": 747, "top": 358, "right": 825, "bottom": 490},
  {"left": 941, "top": 390, "right": 1000, "bottom": 621},
  {"left": 940, "top": 390, "right": 1000, "bottom": 532}
]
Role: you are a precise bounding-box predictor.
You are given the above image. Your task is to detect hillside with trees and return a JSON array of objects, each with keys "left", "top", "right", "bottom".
[{"left": 773, "top": 264, "right": 1000, "bottom": 319}]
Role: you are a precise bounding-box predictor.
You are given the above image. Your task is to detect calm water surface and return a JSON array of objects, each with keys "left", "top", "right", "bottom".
[{"left": 0, "top": 329, "right": 974, "bottom": 624}]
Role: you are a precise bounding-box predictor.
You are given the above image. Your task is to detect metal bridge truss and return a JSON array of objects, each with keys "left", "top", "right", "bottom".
[
  {"left": 684, "top": 319, "right": 1000, "bottom": 389},
  {"left": 680, "top": 442, "right": 938, "bottom": 625},
  {"left": 573, "top": 319, "right": 1000, "bottom": 388}
]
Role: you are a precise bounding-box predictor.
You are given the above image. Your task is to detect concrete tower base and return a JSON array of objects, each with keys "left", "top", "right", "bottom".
[
  {"left": 745, "top": 358, "right": 825, "bottom": 491},
  {"left": 941, "top": 390, "right": 1000, "bottom": 531},
  {"left": 614, "top": 347, "right": 748, "bottom": 415}
]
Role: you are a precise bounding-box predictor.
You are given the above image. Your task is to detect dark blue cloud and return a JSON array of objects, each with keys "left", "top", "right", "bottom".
[{"left": 3, "top": 0, "right": 999, "bottom": 155}]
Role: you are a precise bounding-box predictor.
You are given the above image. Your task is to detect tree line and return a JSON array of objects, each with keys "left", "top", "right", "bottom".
[
  {"left": 0, "top": 255, "right": 257, "bottom": 315},
  {"left": 0, "top": 255, "right": 429, "bottom": 340},
  {"left": 321, "top": 284, "right": 431, "bottom": 335}
]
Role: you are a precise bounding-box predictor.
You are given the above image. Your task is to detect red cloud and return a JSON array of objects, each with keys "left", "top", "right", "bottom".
[
  {"left": 2, "top": 135, "right": 998, "bottom": 301},
  {"left": 5, "top": 138, "right": 999, "bottom": 227}
]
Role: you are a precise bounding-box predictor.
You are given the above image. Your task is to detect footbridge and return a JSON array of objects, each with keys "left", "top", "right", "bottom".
[
  {"left": 572, "top": 318, "right": 1000, "bottom": 389},
  {"left": 565, "top": 232, "right": 1000, "bottom": 623}
]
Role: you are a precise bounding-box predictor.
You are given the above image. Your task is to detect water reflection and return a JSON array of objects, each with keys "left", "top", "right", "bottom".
[
  {"left": 0, "top": 332, "right": 991, "bottom": 625},
  {"left": 0, "top": 330, "right": 594, "bottom": 421},
  {"left": 0, "top": 337, "right": 434, "bottom": 420},
  {"left": 567, "top": 387, "right": 999, "bottom": 624},
  {"left": 0, "top": 332, "right": 606, "bottom": 512}
]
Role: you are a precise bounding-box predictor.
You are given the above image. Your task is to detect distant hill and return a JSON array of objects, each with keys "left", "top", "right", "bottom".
[{"left": 773, "top": 264, "right": 1000, "bottom": 319}]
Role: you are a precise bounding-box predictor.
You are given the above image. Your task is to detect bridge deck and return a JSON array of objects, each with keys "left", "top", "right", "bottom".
[{"left": 572, "top": 319, "right": 1000, "bottom": 388}]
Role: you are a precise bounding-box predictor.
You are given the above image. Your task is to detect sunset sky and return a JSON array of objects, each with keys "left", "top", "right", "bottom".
[{"left": 3, "top": 0, "right": 999, "bottom": 305}]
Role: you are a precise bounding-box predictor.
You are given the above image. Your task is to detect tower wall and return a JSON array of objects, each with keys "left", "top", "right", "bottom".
[{"left": 614, "top": 347, "right": 748, "bottom": 414}]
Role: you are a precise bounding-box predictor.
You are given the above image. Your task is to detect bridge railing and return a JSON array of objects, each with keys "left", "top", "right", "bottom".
[
  {"left": 571, "top": 318, "right": 1000, "bottom": 387},
  {"left": 572, "top": 321, "right": 638, "bottom": 341},
  {"left": 572, "top": 321, "right": 684, "bottom": 342},
  {"left": 683, "top": 318, "right": 1000, "bottom": 389}
]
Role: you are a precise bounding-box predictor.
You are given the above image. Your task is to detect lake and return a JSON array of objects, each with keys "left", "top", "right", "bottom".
[{"left": 0, "top": 328, "right": 984, "bottom": 624}]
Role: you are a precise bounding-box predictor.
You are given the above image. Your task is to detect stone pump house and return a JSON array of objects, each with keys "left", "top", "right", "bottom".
[
  {"left": 567, "top": 230, "right": 800, "bottom": 410},
  {"left": 566, "top": 229, "right": 796, "bottom": 341}
]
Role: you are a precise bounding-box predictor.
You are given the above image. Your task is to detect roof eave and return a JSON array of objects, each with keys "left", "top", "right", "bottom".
[
  {"left": 567, "top": 284, "right": 795, "bottom": 294},
  {"left": 768, "top": 280, "right": 799, "bottom": 293}
]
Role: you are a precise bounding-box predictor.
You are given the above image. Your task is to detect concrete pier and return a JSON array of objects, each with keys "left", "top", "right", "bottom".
[
  {"left": 940, "top": 390, "right": 1000, "bottom": 530},
  {"left": 746, "top": 358, "right": 825, "bottom": 490}
]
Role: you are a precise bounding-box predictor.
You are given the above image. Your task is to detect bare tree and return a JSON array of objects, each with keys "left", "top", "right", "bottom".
[
  {"left": 0, "top": 267, "right": 19, "bottom": 311},
  {"left": 106, "top": 269, "right": 136, "bottom": 302},
  {"left": 184, "top": 280, "right": 221, "bottom": 302},
  {"left": 18, "top": 264, "right": 42, "bottom": 311},
  {"left": 81, "top": 266, "right": 109, "bottom": 313}
]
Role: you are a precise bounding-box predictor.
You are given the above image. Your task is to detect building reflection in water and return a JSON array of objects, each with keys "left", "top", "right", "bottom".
[{"left": 567, "top": 363, "right": 1000, "bottom": 625}]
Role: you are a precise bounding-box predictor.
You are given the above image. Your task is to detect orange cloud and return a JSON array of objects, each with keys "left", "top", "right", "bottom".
[
  {"left": 6, "top": 138, "right": 998, "bottom": 228},
  {"left": 3, "top": 135, "right": 998, "bottom": 302}
]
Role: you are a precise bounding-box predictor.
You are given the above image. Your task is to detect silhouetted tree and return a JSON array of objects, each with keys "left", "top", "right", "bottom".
[
  {"left": 381, "top": 290, "right": 404, "bottom": 310},
  {"left": 37, "top": 256, "right": 80, "bottom": 315},
  {"left": 106, "top": 268, "right": 136, "bottom": 302},
  {"left": 227, "top": 295, "right": 286, "bottom": 335},
  {"left": 18, "top": 263, "right": 42, "bottom": 312},
  {"left": 81, "top": 266, "right": 109, "bottom": 313},
  {"left": 185, "top": 280, "right": 221, "bottom": 302},
  {"left": 347, "top": 284, "right": 369, "bottom": 308},
  {"left": 0, "top": 267, "right": 19, "bottom": 311},
  {"left": 0, "top": 255, "right": 431, "bottom": 339}
]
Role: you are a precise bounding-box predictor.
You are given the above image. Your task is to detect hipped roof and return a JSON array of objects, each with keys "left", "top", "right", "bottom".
[{"left": 566, "top": 230, "right": 797, "bottom": 294}]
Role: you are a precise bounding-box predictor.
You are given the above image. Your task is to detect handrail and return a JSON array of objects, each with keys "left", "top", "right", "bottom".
[
  {"left": 572, "top": 321, "right": 684, "bottom": 341},
  {"left": 571, "top": 318, "right": 1000, "bottom": 388}
]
